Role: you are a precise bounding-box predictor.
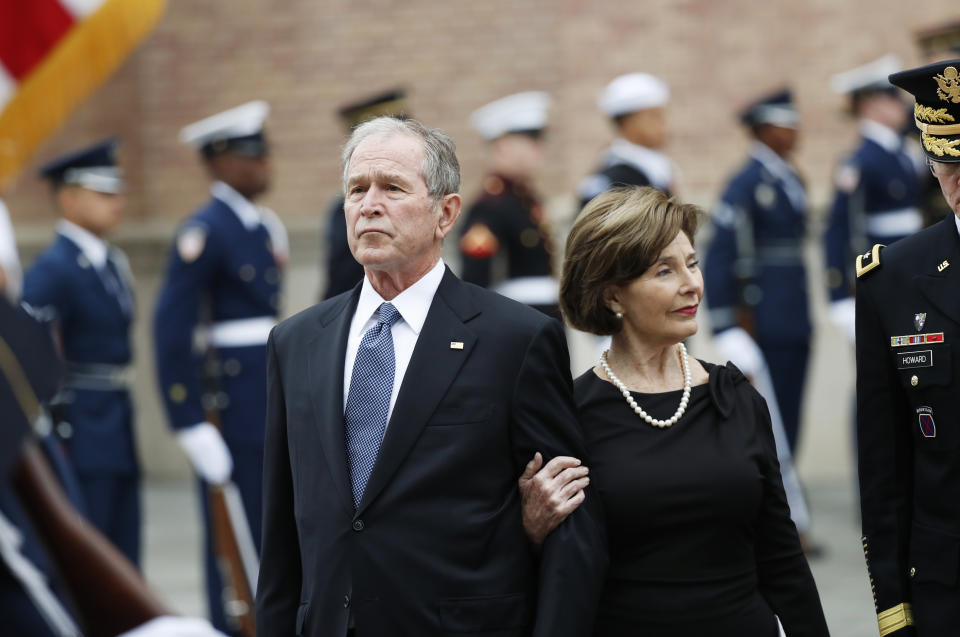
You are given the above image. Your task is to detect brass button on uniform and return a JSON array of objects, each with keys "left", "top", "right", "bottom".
[
  {"left": 343, "top": 595, "right": 350, "bottom": 608},
  {"left": 911, "top": 375, "right": 919, "bottom": 387},
  {"left": 910, "top": 567, "right": 916, "bottom": 578},
  {"left": 352, "top": 519, "right": 364, "bottom": 532}
]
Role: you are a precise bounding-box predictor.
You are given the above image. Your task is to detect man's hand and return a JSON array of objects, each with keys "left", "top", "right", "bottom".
[
  {"left": 176, "top": 422, "right": 233, "bottom": 485},
  {"left": 518, "top": 452, "right": 589, "bottom": 546}
]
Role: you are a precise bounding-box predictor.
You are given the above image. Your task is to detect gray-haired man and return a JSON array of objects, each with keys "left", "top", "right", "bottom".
[{"left": 255, "top": 117, "right": 607, "bottom": 637}]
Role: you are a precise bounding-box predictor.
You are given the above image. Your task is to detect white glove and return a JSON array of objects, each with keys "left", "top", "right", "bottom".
[
  {"left": 828, "top": 297, "right": 856, "bottom": 344},
  {"left": 119, "top": 616, "right": 229, "bottom": 637},
  {"left": 712, "top": 326, "right": 765, "bottom": 378},
  {"left": 176, "top": 422, "right": 233, "bottom": 485}
]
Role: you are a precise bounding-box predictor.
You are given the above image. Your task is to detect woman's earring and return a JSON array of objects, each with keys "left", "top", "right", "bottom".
[{"left": 615, "top": 311, "right": 623, "bottom": 320}]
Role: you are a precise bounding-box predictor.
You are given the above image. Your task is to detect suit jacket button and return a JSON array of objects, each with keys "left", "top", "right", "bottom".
[
  {"left": 910, "top": 567, "right": 916, "bottom": 578},
  {"left": 343, "top": 595, "right": 351, "bottom": 608},
  {"left": 352, "top": 519, "right": 364, "bottom": 531}
]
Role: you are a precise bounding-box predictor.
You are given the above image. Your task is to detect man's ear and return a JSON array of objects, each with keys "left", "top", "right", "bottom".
[{"left": 436, "top": 193, "right": 462, "bottom": 240}]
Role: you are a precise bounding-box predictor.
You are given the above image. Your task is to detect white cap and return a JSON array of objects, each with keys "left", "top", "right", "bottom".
[
  {"left": 179, "top": 100, "right": 270, "bottom": 148},
  {"left": 470, "top": 92, "right": 551, "bottom": 141},
  {"left": 598, "top": 73, "right": 669, "bottom": 117},
  {"left": 829, "top": 54, "right": 901, "bottom": 94}
]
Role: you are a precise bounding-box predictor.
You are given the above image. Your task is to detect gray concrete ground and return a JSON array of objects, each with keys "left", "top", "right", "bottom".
[{"left": 141, "top": 477, "right": 878, "bottom": 636}]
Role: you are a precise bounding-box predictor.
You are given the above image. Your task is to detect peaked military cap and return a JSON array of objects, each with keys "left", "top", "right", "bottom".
[
  {"left": 598, "top": 73, "right": 669, "bottom": 117},
  {"left": 179, "top": 101, "right": 270, "bottom": 159},
  {"left": 889, "top": 58, "right": 960, "bottom": 163},
  {"left": 470, "top": 91, "right": 551, "bottom": 141},
  {"left": 739, "top": 88, "right": 799, "bottom": 129},
  {"left": 38, "top": 138, "right": 123, "bottom": 193},
  {"left": 830, "top": 54, "right": 902, "bottom": 108},
  {"left": 338, "top": 89, "right": 408, "bottom": 130}
]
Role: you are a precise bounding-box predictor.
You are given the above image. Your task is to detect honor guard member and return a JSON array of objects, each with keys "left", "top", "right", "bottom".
[
  {"left": 578, "top": 72, "right": 675, "bottom": 209},
  {"left": 855, "top": 58, "right": 960, "bottom": 636},
  {"left": 21, "top": 139, "right": 142, "bottom": 567},
  {"left": 460, "top": 91, "right": 558, "bottom": 315},
  {"left": 322, "top": 89, "right": 408, "bottom": 299},
  {"left": 154, "top": 101, "right": 287, "bottom": 633},
  {"left": 704, "top": 89, "right": 812, "bottom": 453},
  {"left": 914, "top": 21, "right": 960, "bottom": 227},
  {"left": 825, "top": 55, "right": 926, "bottom": 344}
]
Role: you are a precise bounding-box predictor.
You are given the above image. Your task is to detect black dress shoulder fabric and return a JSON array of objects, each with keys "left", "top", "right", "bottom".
[{"left": 574, "top": 361, "right": 829, "bottom": 637}]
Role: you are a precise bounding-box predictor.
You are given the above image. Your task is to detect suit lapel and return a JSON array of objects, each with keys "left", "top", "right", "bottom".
[
  {"left": 306, "top": 287, "right": 360, "bottom": 515},
  {"left": 356, "top": 269, "right": 480, "bottom": 516},
  {"left": 915, "top": 216, "right": 960, "bottom": 326}
]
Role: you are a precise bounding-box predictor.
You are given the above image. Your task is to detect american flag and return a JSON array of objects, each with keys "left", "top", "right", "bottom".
[{"left": 0, "top": 0, "right": 165, "bottom": 188}]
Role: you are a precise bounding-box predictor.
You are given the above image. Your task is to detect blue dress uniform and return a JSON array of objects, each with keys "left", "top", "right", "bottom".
[
  {"left": 22, "top": 140, "right": 141, "bottom": 568},
  {"left": 155, "top": 101, "right": 285, "bottom": 633},
  {"left": 579, "top": 73, "right": 675, "bottom": 209},
  {"left": 855, "top": 59, "right": 960, "bottom": 637},
  {"left": 322, "top": 89, "right": 408, "bottom": 300},
  {"left": 824, "top": 121, "right": 925, "bottom": 303},
  {"left": 704, "top": 94, "right": 811, "bottom": 452}
]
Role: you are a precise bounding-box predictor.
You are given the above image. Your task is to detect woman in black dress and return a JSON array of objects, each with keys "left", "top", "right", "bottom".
[{"left": 519, "top": 186, "right": 829, "bottom": 636}]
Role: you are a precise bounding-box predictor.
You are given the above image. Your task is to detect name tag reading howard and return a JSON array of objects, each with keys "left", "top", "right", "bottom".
[{"left": 897, "top": 349, "right": 933, "bottom": 369}]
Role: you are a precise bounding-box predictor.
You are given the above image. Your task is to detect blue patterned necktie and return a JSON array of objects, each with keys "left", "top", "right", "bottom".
[{"left": 344, "top": 302, "right": 402, "bottom": 509}]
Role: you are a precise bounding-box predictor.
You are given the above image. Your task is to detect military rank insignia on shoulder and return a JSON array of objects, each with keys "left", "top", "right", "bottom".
[{"left": 856, "top": 243, "right": 885, "bottom": 278}]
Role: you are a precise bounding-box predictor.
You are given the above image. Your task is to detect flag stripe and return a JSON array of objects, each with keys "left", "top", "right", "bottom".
[
  {"left": 0, "top": 0, "right": 76, "bottom": 80},
  {"left": 0, "top": 64, "right": 14, "bottom": 113},
  {"left": 0, "top": 0, "right": 166, "bottom": 188},
  {"left": 60, "top": 0, "right": 107, "bottom": 19}
]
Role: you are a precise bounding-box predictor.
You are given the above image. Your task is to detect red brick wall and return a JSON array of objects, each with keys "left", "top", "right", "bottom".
[{"left": 4, "top": 0, "right": 959, "bottom": 227}]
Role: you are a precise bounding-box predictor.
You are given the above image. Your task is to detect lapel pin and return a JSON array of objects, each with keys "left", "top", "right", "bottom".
[
  {"left": 450, "top": 341, "right": 464, "bottom": 350},
  {"left": 938, "top": 260, "right": 949, "bottom": 272},
  {"left": 914, "top": 313, "right": 926, "bottom": 331}
]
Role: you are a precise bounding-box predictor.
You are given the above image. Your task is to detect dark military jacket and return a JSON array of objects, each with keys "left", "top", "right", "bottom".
[
  {"left": 459, "top": 174, "right": 553, "bottom": 288},
  {"left": 856, "top": 213, "right": 960, "bottom": 636}
]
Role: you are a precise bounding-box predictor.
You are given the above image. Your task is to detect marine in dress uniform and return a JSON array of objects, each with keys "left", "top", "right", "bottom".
[
  {"left": 704, "top": 89, "right": 812, "bottom": 454},
  {"left": 21, "top": 139, "right": 141, "bottom": 567},
  {"left": 856, "top": 58, "right": 960, "bottom": 636},
  {"left": 322, "top": 89, "right": 408, "bottom": 299},
  {"left": 460, "top": 91, "right": 558, "bottom": 316},
  {"left": 578, "top": 73, "right": 675, "bottom": 209},
  {"left": 825, "top": 55, "right": 926, "bottom": 342},
  {"left": 153, "top": 102, "right": 287, "bottom": 634}
]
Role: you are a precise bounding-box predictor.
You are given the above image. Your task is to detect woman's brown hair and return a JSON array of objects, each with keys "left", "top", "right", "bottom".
[{"left": 559, "top": 186, "right": 703, "bottom": 335}]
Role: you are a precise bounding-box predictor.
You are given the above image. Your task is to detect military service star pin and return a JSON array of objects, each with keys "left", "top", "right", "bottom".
[{"left": 914, "top": 313, "right": 927, "bottom": 331}]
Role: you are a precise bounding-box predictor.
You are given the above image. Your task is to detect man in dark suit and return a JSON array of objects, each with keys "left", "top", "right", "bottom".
[
  {"left": 856, "top": 58, "right": 960, "bottom": 636},
  {"left": 256, "top": 117, "right": 607, "bottom": 637}
]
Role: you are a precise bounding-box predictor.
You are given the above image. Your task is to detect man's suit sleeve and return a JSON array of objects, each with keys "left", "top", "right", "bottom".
[
  {"left": 255, "top": 329, "right": 302, "bottom": 636},
  {"left": 510, "top": 318, "right": 608, "bottom": 637},
  {"left": 855, "top": 274, "right": 916, "bottom": 635}
]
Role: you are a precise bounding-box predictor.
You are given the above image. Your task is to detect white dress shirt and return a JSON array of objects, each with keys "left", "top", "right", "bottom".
[
  {"left": 343, "top": 258, "right": 446, "bottom": 422},
  {"left": 955, "top": 213, "right": 960, "bottom": 238}
]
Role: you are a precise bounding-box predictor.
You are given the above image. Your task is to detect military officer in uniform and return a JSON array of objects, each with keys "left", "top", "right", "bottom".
[
  {"left": 460, "top": 91, "right": 558, "bottom": 316},
  {"left": 322, "top": 89, "right": 409, "bottom": 299},
  {"left": 825, "top": 55, "right": 926, "bottom": 344},
  {"left": 153, "top": 101, "right": 287, "bottom": 633},
  {"left": 856, "top": 58, "right": 960, "bottom": 636},
  {"left": 704, "top": 89, "right": 812, "bottom": 454},
  {"left": 21, "top": 139, "right": 141, "bottom": 567},
  {"left": 913, "top": 21, "right": 960, "bottom": 228},
  {"left": 578, "top": 72, "right": 675, "bottom": 209}
]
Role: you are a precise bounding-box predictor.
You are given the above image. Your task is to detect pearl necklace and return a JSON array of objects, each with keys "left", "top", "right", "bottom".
[{"left": 599, "top": 343, "right": 691, "bottom": 428}]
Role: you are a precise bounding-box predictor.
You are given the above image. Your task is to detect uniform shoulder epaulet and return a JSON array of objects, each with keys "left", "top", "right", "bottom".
[{"left": 856, "top": 243, "right": 885, "bottom": 279}]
